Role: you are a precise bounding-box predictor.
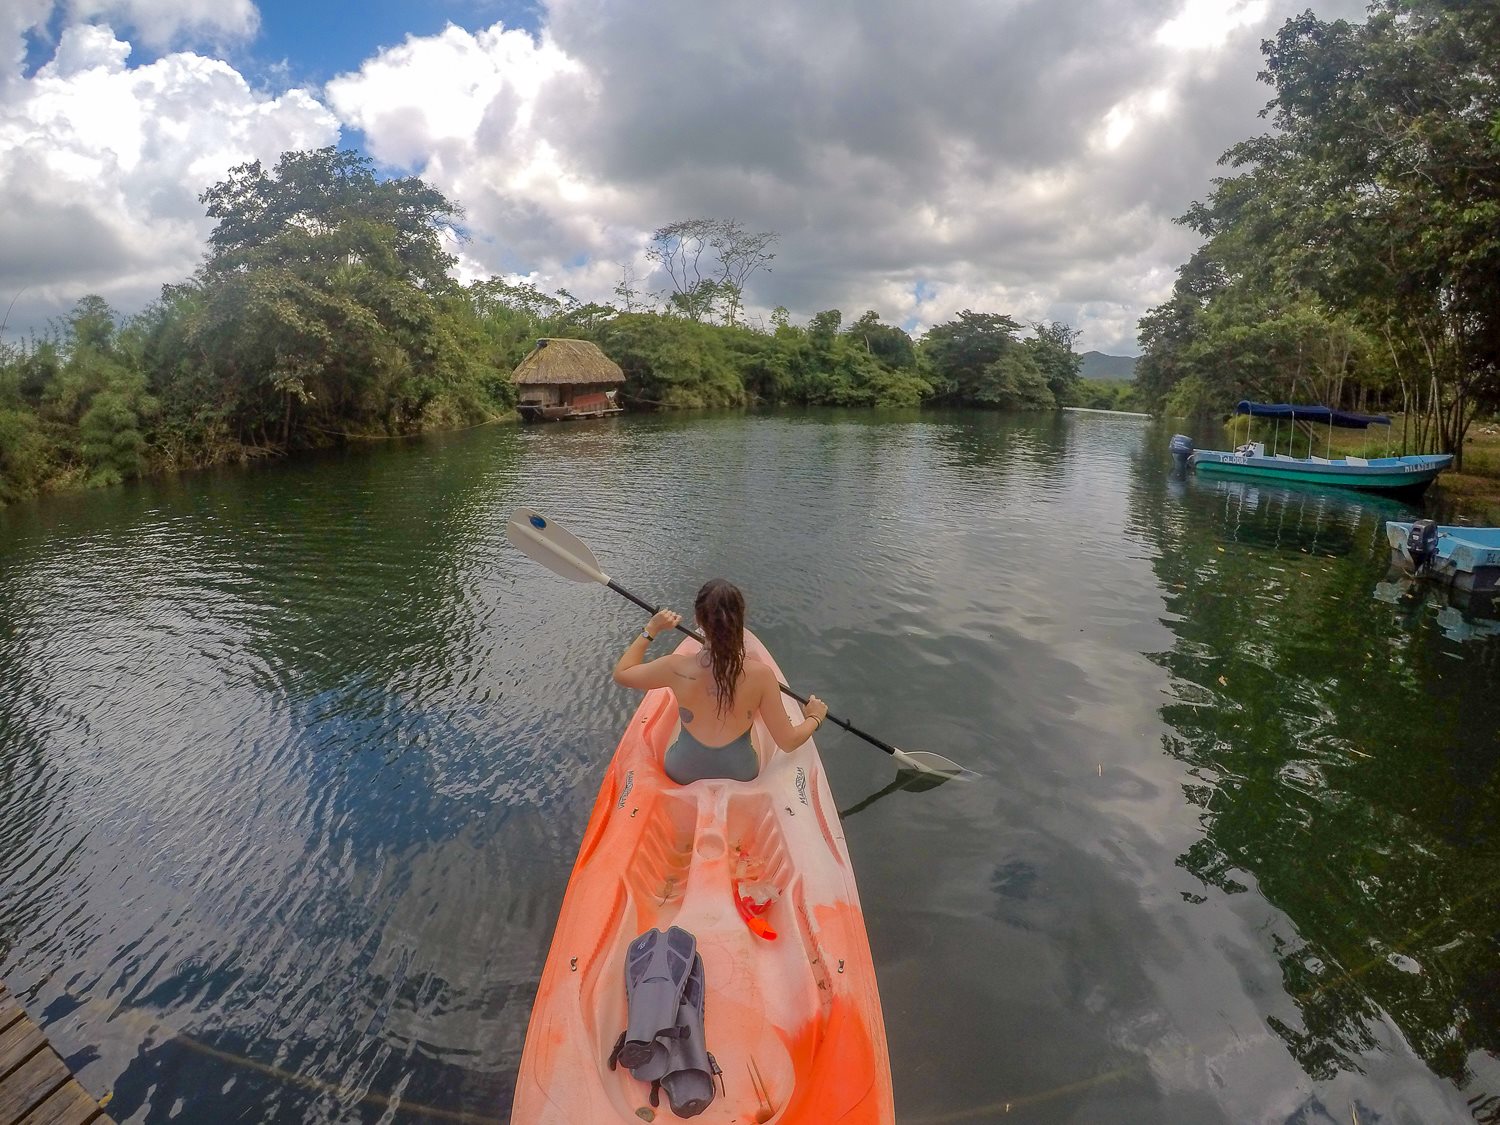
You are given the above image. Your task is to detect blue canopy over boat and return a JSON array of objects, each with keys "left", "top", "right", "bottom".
[{"left": 1235, "top": 401, "right": 1391, "bottom": 428}]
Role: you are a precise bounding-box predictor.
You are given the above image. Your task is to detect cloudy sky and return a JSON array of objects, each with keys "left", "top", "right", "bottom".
[{"left": 0, "top": 0, "right": 1365, "bottom": 355}]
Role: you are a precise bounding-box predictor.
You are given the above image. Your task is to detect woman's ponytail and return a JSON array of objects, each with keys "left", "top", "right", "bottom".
[{"left": 694, "top": 579, "right": 746, "bottom": 717}]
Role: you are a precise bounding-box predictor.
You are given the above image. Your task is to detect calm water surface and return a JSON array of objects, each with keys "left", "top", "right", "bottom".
[{"left": 1, "top": 410, "right": 1496, "bottom": 1124}]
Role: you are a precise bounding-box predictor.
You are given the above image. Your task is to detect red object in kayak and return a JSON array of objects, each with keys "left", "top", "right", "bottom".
[
  {"left": 512, "top": 630, "right": 895, "bottom": 1123},
  {"left": 735, "top": 883, "right": 778, "bottom": 941}
]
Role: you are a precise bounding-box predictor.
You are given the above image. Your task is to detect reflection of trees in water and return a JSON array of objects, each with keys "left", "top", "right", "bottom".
[
  {"left": 925, "top": 409, "right": 1072, "bottom": 486},
  {"left": 1137, "top": 452, "right": 1500, "bottom": 1102},
  {"left": 229, "top": 425, "right": 525, "bottom": 696}
]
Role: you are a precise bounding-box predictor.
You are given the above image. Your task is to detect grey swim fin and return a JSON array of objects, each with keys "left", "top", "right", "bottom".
[
  {"left": 616, "top": 926, "right": 697, "bottom": 1072},
  {"left": 657, "top": 952, "right": 720, "bottom": 1118}
]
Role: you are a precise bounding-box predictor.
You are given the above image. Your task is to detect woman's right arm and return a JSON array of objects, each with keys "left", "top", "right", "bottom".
[
  {"left": 754, "top": 664, "right": 829, "bottom": 752},
  {"left": 612, "top": 609, "right": 682, "bottom": 690}
]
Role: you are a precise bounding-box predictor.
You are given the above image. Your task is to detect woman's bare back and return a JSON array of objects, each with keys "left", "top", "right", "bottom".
[
  {"left": 665, "top": 650, "right": 765, "bottom": 747},
  {"left": 611, "top": 605, "right": 827, "bottom": 757}
]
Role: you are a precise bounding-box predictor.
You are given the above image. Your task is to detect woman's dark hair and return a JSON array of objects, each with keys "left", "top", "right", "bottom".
[{"left": 695, "top": 579, "right": 746, "bottom": 716}]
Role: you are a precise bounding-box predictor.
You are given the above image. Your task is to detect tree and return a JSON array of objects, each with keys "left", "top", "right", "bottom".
[
  {"left": 0, "top": 343, "right": 55, "bottom": 501},
  {"left": 593, "top": 313, "right": 745, "bottom": 408},
  {"left": 1137, "top": 1, "right": 1500, "bottom": 461},
  {"left": 849, "top": 311, "right": 917, "bottom": 370},
  {"left": 708, "top": 220, "right": 777, "bottom": 326},
  {"left": 613, "top": 262, "right": 648, "bottom": 313},
  {"left": 646, "top": 218, "right": 777, "bottom": 325},
  {"left": 1026, "top": 321, "right": 1083, "bottom": 406},
  {"left": 182, "top": 148, "right": 487, "bottom": 449},
  {"left": 78, "top": 373, "right": 154, "bottom": 486},
  {"left": 922, "top": 310, "right": 1039, "bottom": 407},
  {"left": 66, "top": 295, "right": 117, "bottom": 353},
  {"left": 808, "top": 309, "right": 842, "bottom": 345},
  {"left": 201, "top": 147, "right": 461, "bottom": 288}
]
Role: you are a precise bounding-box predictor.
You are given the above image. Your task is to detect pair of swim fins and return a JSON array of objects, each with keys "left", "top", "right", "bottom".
[{"left": 609, "top": 926, "right": 720, "bottom": 1118}]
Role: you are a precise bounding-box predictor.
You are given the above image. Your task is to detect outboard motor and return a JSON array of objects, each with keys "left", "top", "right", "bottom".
[
  {"left": 1169, "top": 434, "right": 1194, "bottom": 474},
  {"left": 1405, "top": 519, "right": 1439, "bottom": 575}
]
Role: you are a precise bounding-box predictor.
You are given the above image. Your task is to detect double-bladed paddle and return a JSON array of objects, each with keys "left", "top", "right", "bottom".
[{"left": 505, "top": 505, "right": 969, "bottom": 781}]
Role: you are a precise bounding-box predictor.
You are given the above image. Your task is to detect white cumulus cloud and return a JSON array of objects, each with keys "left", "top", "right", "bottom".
[
  {"left": 326, "top": 23, "right": 638, "bottom": 281},
  {"left": 65, "top": 0, "right": 260, "bottom": 50},
  {"left": 318, "top": 0, "right": 1332, "bottom": 350},
  {"left": 4, "top": 0, "right": 1377, "bottom": 352},
  {"left": 0, "top": 22, "right": 337, "bottom": 332}
]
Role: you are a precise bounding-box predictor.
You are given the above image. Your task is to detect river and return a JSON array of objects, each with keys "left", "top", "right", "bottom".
[{"left": 1, "top": 410, "right": 1495, "bottom": 1123}]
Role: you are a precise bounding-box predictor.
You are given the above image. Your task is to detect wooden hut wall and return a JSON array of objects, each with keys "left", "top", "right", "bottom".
[{"left": 518, "top": 384, "right": 560, "bottom": 406}]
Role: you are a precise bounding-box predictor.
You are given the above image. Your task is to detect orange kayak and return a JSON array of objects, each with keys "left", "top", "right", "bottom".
[{"left": 513, "top": 629, "right": 895, "bottom": 1123}]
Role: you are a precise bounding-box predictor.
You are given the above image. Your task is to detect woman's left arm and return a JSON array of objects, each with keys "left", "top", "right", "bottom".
[{"left": 612, "top": 609, "right": 682, "bottom": 690}]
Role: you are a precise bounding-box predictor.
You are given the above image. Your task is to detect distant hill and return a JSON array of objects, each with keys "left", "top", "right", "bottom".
[{"left": 1079, "top": 351, "right": 1138, "bottom": 381}]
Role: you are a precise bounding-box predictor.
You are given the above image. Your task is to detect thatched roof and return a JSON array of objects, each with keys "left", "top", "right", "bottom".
[{"left": 511, "top": 338, "right": 625, "bottom": 386}]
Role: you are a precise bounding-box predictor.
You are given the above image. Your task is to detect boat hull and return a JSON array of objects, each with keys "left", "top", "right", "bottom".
[
  {"left": 1190, "top": 450, "right": 1452, "bottom": 496},
  {"left": 1385, "top": 522, "right": 1500, "bottom": 594},
  {"left": 512, "top": 630, "right": 894, "bottom": 1124}
]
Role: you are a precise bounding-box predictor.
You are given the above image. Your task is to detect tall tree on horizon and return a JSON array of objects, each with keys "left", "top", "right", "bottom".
[{"left": 1136, "top": 0, "right": 1500, "bottom": 460}]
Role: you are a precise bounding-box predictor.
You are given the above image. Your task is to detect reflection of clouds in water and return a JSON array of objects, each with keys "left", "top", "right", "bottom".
[{"left": 3, "top": 415, "right": 1492, "bottom": 1124}]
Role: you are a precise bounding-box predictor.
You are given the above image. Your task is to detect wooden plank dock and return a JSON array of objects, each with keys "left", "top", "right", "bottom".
[{"left": 0, "top": 985, "right": 114, "bottom": 1125}]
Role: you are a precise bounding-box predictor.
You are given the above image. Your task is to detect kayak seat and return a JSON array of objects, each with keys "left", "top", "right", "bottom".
[
  {"left": 664, "top": 724, "right": 759, "bottom": 785},
  {"left": 622, "top": 795, "right": 696, "bottom": 917}
]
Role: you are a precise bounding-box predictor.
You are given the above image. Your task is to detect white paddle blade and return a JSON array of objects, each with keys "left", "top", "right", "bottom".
[
  {"left": 506, "top": 507, "right": 611, "bottom": 586},
  {"left": 892, "top": 748, "right": 972, "bottom": 780}
]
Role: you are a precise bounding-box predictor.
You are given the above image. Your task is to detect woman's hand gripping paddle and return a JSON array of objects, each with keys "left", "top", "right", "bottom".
[{"left": 505, "top": 505, "right": 971, "bottom": 781}]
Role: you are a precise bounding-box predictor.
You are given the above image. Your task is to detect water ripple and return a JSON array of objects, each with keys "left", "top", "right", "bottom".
[{"left": 1, "top": 411, "right": 1491, "bottom": 1124}]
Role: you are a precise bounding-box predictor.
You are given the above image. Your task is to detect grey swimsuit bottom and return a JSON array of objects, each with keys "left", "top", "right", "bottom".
[{"left": 663, "top": 726, "right": 759, "bottom": 784}]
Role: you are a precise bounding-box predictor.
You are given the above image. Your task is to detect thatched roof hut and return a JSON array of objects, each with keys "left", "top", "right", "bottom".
[
  {"left": 511, "top": 338, "right": 626, "bottom": 422},
  {"left": 511, "top": 338, "right": 625, "bottom": 387}
]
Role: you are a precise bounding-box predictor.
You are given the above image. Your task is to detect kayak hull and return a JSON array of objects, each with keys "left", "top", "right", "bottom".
[{"left": 513, "top": 631, "right": 894, "bottom": 1123}]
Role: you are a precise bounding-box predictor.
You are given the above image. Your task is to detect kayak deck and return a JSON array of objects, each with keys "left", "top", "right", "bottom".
[{"left": 513, "top": 631, "right": 893, "bottom": 1123}]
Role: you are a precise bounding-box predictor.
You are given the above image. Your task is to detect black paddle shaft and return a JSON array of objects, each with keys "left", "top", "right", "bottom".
[{"left": 606, "top": 578, "right": 902, "bottom": 758}]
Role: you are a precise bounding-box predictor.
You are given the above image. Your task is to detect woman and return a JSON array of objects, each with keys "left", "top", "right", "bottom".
[{"left": 612, "top": 579, "right": 829, "bottom": 784}]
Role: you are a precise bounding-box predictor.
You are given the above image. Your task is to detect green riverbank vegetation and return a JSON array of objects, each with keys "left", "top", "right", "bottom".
[
  {"left": 1136, "top": 0, "right": 1500, "bottom": 470},
  {"left": 0, "top": 147, "right": 1102, "bottom": 506}
]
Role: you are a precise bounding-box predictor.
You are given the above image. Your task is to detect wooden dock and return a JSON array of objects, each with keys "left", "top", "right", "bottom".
[{"left": 0, "top": 985, "right": 114, "bottom": 1125}]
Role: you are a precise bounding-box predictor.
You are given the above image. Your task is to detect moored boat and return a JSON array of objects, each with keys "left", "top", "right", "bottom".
[
  {"left": 512, "top": 629, "right": 894, "bottom": 1124},
  {"left": 516, "top": 389, "right": 625, "bottom": 423},
  {"left": 1386, "top": 521, "right": 1500, "bottom": 594},
  {"left": 1172, "top": 402, "right": 1453, "bottom": 496}
]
